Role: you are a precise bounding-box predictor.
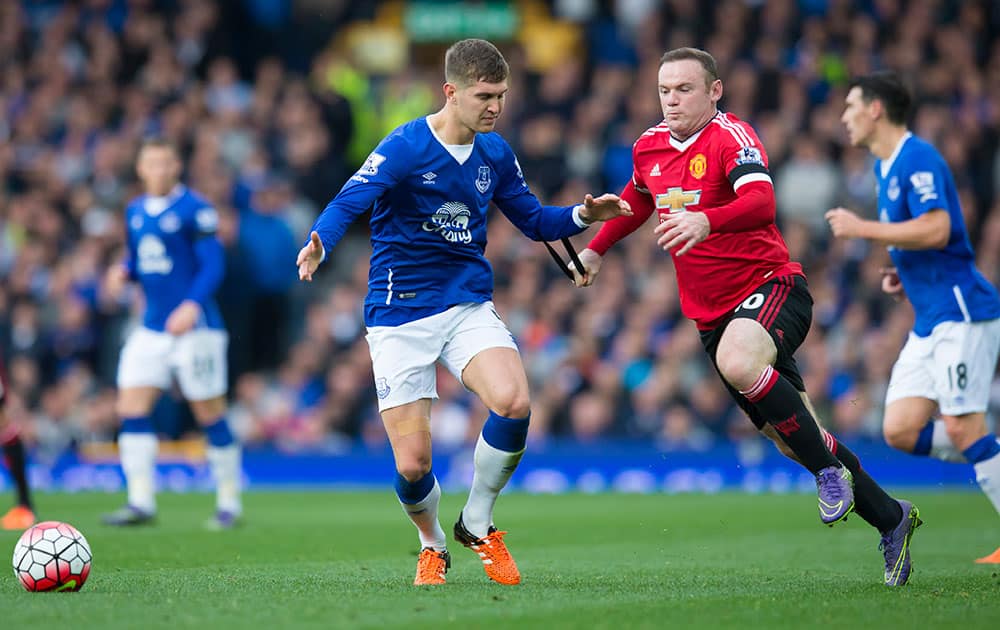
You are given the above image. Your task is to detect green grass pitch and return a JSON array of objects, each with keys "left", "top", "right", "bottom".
[{"left": 1, "top": 491, "right": 998, "bottom": 629}]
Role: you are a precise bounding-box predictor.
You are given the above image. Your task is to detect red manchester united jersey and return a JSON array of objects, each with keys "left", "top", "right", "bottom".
[{"left": 609, "top": 111, "right": 802, "bottom": 329}]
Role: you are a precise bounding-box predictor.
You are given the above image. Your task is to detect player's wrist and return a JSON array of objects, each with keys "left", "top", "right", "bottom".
[{"left": 572, "top": 204, "right": 594, "bottom": 227}]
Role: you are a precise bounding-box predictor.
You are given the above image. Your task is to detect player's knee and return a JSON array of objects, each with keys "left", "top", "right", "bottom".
[
  {"left": 191, "top": 397, "right": 227, "bottom": 424},
  {"left": 715, "top": 350, "right": 766, "bottom": 392},
  {"left": 396, "top": 456, "right": 432, "bottom": 483},
  {"left": 491, "top": 391, "right": 531, "bottom": 420},
  {"left": 942, "top": 414, "right": 986, "bottom": 452},
  {"left": 882, "top": 422, "right": 916, "bottom": 452},
  {"left": 482, "top": 382, "right": 530, "bottom": 419}
]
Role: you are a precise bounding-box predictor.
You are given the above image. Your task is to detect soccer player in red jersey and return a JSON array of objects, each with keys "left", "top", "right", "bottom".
[
  {"left": 0, "top": 352, "right": 36, "bottom": 530},
  {"left": 573, "top": 48, "right": 921, "bottom": 585}
]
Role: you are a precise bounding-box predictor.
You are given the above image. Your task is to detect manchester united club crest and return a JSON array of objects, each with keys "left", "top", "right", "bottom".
[{"left": 689, "top": 153, "right": 707, "bottom": 179}]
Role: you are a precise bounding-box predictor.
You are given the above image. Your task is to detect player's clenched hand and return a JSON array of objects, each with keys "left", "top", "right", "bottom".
[
  {"left": 825, "top": 207, "right": 864, "bottom": 239},
  {"left": 104, "top": 264, "right": 129, "bottom": 300},
  {"left": 297, "top": 231, "right": 325, "bottom": 282},
  {"left": 880, "top": 266, "right": 906, "bottom": 302},
  {"left": 654, "top": 211, "right": 710, "bottom": 256},
  {"left": 578, "top": 193, "right": 633, "bottom": 223},
  {"left": 571, "top": 248, "right": 603, "bottom": 288},
  {"left": 165, "top": 300, "right": 201, "bottom": 336}
]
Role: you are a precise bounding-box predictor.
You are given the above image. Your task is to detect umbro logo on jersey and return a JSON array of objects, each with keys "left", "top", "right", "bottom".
[
  {"left": 649, "top": 163, "right": 661, "bottom": 177},
  {"left": 422, "top": 172, "right": 437, "bottom": 184}
]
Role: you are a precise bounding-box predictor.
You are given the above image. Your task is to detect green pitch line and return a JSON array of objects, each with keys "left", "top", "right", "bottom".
[{"left": 1, "top": 491, "right": 997, "bottom": 629}]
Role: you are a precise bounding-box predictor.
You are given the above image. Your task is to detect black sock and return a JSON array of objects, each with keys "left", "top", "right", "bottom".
[
  {"left": 825, "top": 432, "right": 903, "bottom": 533},
  {"left": 2, "top": 437, "right": 33, "bottom": 510},
  {"left": 742, "top": 366, "right": 839, "bottom": 474}
]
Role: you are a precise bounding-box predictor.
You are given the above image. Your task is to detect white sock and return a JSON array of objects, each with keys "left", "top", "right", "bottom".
[
  {"left": 929, "top": 420, "right": 967, "bottom": 463},
  {"left": 400, "top": 477, "right": 447, "bottom": 551},
  {"left": 973, "top": 442, "right": 1000, "bottom": 517},
  {"left": 462, "top": 434, "right": 525, "bottom": 538},
  {"left": 207, "top": 444, "right": 243, "bottom": 515},
  {"left": 119, "top": 433, "right": 158, "bottom": 513}
]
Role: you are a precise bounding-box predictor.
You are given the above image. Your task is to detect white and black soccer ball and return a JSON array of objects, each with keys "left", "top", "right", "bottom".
[{"left": 12, "top": 521, "right": 92, "bottom": 592}]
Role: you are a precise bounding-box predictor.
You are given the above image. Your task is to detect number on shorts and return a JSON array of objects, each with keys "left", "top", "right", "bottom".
[
  {"left": 193, "top": 355, "right": 215, "bottom": 381},
  {"left": 947, "top": 362, "right": 968, "bottom": 390},
  {"left": 735, "top": 293, "right": 765, "bottom": 313}
]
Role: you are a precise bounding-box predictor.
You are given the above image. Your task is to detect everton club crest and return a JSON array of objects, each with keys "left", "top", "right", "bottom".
[{"left": 476, "top": 166, "right": 491, "bottom": 194}]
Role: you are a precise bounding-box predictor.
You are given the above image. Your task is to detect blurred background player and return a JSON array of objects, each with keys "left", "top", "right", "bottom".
[
  {"left": 1, "top": 350, "right": 35, "bottom": 530},
  {"left": 102, "top": 139, "right": 242, "bottom": 530},
  {"left": 827, "top": 71, "right": 1000, "bottom": 564},
  {"left": 297, "top": 38, "right": 630, "bottom": 585},
  {"left": 572, "top": 48, "right": 921, "bottom": 586}
]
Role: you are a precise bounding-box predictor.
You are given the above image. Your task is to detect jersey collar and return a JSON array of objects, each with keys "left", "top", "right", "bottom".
[
  {"left": 425, "top": 117, "right": 476, "bottom": 165},
  {"left": 668, "top": 110, "right": 719, "bottom": 152},
  {"left": 879, "top": 132, "right": 912, "bottom": 178},
  {"left": 143, "top": 184, "right": 186, "bottom": 216}
]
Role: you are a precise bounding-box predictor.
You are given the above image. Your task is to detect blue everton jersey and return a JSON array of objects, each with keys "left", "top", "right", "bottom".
[
  {"left": 124, "top": 185, "right": 225, "bottom": 332},
  {"left": 311, "top": 117, "right": 587, "bottom": 326},
  {"left": 876, "top": 133, "right": 1000, "bottom": 336}
]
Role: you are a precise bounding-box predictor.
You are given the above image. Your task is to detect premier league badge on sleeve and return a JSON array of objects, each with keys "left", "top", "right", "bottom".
[{"left": 475, "top": 166, "right": 491, "bottom": 194}]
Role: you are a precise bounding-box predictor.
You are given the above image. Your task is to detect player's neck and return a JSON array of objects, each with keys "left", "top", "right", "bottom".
[
  {"left": 870, "top": 125, "right": 908, "bottom": 161},
  {"left": 670, "top": 108, "right": 718, "bottom": 142},
  {"left": 145, "top": 182, "right": 181, "bottom": 198},
  {"left": 428, "top": 110, "right": 474, "bottom": 145}
]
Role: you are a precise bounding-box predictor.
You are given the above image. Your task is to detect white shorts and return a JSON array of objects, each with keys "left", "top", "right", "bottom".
[
  {"left": 116, "top": 327, "right": 229, "bottom": 401},
  {"left": 885, "top": 319, "right": 1000, "bottom": 416},
  {"left": 365, "top": 301, "right": 519, "bottom": 411}
]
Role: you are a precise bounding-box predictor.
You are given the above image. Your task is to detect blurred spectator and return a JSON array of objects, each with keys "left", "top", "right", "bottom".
[{"left": 1, "top": 0, "right": 999, "bottom": 459}]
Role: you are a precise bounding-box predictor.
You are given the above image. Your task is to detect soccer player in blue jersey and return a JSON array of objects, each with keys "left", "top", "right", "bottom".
[
  {"left": 102, "top": 139, "right": 242, "bottom": 530},
  {"left": 827, "top": 71, "right": 1000, "bottom": 564},
  {"left": 297, "top": 39, "right": 631, "bottom": 585}
]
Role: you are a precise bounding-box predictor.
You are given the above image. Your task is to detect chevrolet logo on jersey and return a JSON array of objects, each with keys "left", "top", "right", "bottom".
[{"left": 656, "top": 187, "right": 702, "bottom": 212}]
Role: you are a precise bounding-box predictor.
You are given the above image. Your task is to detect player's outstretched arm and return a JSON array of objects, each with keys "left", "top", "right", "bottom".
[
  {"left": 577, "top": 193, "right": 633, "bottom": 224},
  {"left": 826, "top": 206, "right": 950, "bottom": 250},
  {"left": 297, "top": 231, "right": 325, "bottom": 282},
  {"left": 571, "top": 248, "right": 604, "bottom": 288}
]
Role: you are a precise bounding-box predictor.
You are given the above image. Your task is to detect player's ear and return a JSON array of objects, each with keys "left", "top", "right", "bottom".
[
  {"left": 710, "top": 79, "right": 723, "bottom": 101},
  {"left": 443, "top": 82, "right": 457, "bottom": 103}
]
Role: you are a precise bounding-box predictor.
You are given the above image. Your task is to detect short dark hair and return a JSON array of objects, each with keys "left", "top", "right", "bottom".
[
  {"left": 138, "top": 137, "right": 179, "bottom": 156},
  {"left": 849, "top": 71, "right": 911, "bottom": 125},
  {"left": 444, "top": 39, "right": 509, "bottom": 87},
  {"left": 659, "top": 47, "right": 720, "bottom": 86}
]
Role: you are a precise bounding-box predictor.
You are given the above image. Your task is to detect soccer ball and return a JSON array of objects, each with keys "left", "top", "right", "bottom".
[{"left": 12, "top": 521, "right": 92, "bottom": 592}]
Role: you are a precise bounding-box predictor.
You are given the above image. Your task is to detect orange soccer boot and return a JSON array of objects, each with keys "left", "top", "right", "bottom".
[
  {"left": 1, "top": 505, "right": 36, "bottom": 531},
  {"left": 413, "top": 548, "right": 450, "bottom": 585},
  {"left": 974, "top": 546, "right": 1000, "bottom": 564},
  {"left": 454, "top": 515, "right": 521, "bottom": 585}
]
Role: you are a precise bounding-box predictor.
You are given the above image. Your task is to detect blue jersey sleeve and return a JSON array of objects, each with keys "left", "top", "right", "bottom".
[
  {"left": 492, "top": 141, "right": 585, "bottom": 242},
  {"left": 184, "top": 204, "right": 225, "bottom": 304},
  {"left": 309, "top": 133, "right": 410, "bottom": 257},
  {"left": 903, "top": 150, "right": 948, "bottom": 218}
]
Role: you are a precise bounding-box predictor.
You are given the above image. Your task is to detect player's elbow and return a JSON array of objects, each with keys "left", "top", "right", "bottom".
[
  {"left": 927, "top": 230, "right": 949, "bottom": 249},
  {"left": 923, "top": 210, "right": 950, "bottom": 249}
]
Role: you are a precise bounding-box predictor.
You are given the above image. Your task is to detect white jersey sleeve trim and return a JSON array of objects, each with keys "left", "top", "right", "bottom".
[
  {"left": 572, "top": 205, "right": 591, "bottom": 228},
  {"left": 733, "top": 172, "right": 773, "bottom": 191}
]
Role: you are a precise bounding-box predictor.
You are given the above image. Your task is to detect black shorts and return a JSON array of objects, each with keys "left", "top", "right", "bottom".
[{"left": 699, "top": 274, "right": 813, "bottom": 430}]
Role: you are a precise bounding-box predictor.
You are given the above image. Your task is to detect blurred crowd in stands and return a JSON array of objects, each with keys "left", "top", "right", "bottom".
[{"left": 2, "top": 0, "right": 1000, "bottom": 460}]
